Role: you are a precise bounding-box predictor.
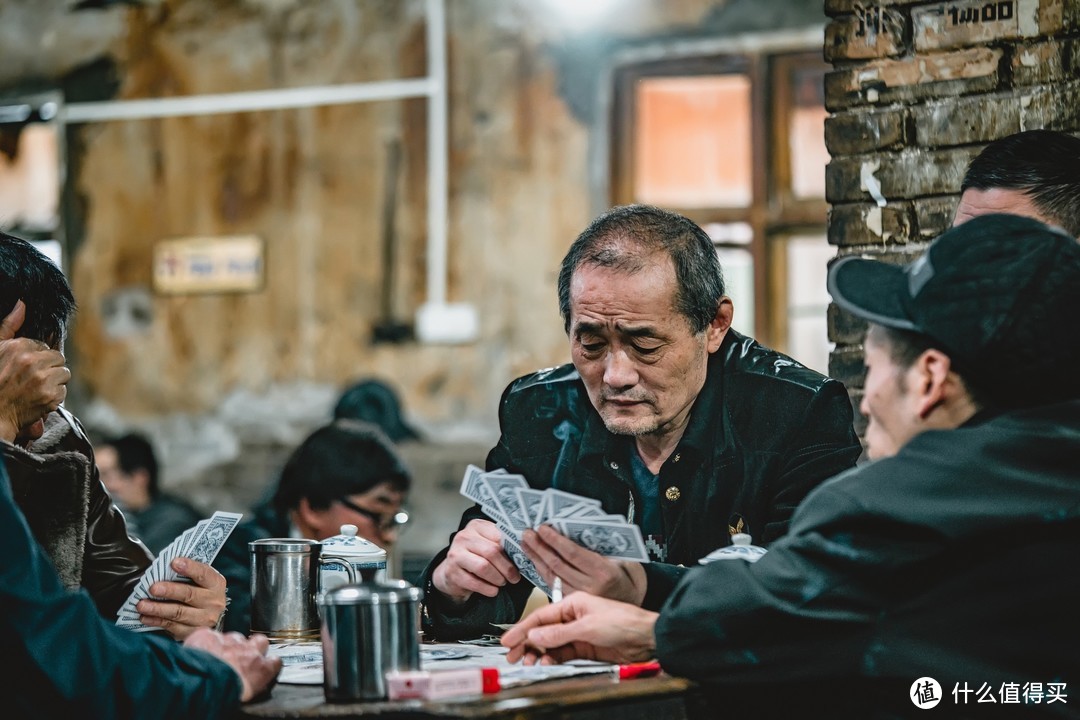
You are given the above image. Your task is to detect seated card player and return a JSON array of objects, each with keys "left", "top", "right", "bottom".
[
  {"left": 0, "top": 454, "right": 281, "bottom": 715},
  {"left": 419, "top": 204, "right": 862, "bottom": 640},
  {"left": 0, "top": 230, "right": 227, "bottom": 639},
  {"left": 500, "top": 214, "right": 1080, "bottom": 718}
]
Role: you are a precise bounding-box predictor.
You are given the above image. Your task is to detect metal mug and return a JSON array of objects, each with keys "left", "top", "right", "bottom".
[
  {"left": 248, "top": 538, "right": 356, "bottom": 640},
  {"left": 318, "top": 579, "right": 422, "bottom": 702}
]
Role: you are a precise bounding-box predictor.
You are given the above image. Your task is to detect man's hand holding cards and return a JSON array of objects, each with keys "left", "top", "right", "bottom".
[
  {"left": 116, "top": 510, "right": 241, "bottom": 638},
  {"left": 458, "top": 465, "right": 649, "bottom": 602}
]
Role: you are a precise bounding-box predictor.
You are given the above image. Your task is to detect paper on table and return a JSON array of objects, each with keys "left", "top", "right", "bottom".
[
  {"left": 268, "top": 642, "right": 324, "bottom": 685},
  {"left": 268, "top": 642, "right": 614, "bottom": 687}
]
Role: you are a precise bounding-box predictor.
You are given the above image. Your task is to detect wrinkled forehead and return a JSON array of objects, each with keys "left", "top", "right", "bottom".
[{"left": 954, "top": 187, "right": 1057, "bottom": 229}]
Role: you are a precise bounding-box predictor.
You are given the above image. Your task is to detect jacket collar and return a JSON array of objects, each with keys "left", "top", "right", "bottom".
[{"left": 575, "top": 330, "right": 747, "bottom": 469}]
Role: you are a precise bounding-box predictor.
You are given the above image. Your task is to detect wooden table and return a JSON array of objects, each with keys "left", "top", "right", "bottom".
[{"left": 237, "top": 672, "right": 699, "bottom": 719}]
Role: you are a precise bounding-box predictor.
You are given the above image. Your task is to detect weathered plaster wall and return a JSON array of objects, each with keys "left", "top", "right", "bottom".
[{"left": 1, "top": 0, "right": 738, "bottom": 513}]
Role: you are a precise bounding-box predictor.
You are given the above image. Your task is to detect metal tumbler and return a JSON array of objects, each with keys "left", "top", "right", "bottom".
[
  {"left": 249, "top": 538, "right": 355, "bottom": 640},
  {"left": 318, "top": 579, "right": 422, "bottom": 702}
]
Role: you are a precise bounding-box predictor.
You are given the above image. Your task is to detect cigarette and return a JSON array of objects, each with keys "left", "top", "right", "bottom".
[{"left": 551, "top": 576, "right": 563, "bottom": 603}]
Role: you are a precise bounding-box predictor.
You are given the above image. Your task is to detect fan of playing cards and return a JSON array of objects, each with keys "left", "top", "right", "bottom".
[
  {"left": 459, "top": 465, "right": 649, "bottom": 599},
  {"left": 116, "top": 510, "right": 242, "bottom": 632}
]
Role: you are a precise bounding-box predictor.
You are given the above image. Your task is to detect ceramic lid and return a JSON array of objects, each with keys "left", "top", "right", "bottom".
[
  {"left": 698, "top": 533, "right": 768, "bottom": 564},
  {"left": 321, "top": 524, "right": 387, "bottom": 566}
]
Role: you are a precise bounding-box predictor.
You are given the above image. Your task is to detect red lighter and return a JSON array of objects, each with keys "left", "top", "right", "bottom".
[{"left": 617, "top": 661, "right": 662, "bottom": 680}]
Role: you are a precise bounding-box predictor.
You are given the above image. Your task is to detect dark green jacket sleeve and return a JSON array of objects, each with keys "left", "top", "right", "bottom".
[{"left": 1, "top": 458, "right": 243, "bottom": 719}]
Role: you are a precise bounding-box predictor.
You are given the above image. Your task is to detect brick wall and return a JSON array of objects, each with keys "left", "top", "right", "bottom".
[{"left": 823, "top": 0, "right": 1080, "bottom": 433}]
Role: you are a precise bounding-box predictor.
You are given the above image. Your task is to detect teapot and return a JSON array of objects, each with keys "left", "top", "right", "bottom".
[{"left": 319, "top": 524, "right": 388, "bottom": 590}]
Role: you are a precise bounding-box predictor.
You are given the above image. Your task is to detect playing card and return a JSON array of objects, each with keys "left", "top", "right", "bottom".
[
  {"left": 457, "top": 464, "right": 488, "bottom": 505},
  {"left": 502, "top": 536, "right": 552, "bottom": 597},
  {"left": 183, "top": 511, "right": 242, "bottom": 566},
  {"left": 514, "top": 487, "right": 546, "bottom": 528},
  {"left": 479, "top": 472, "right": 529, "bottom": 533},
  {"left": 115, "top": 510, "right": 242, "bottom": 630},
  {"left": 563, "top": 504, "right": 613, "bottom": 520},
  {"left": 550, "top": 519, "right": 650, "bottom": 563},
  {"left": 541, "top": 488, "right": 601, "bottom": 523},
  {"left": 178, "top": 524, "right": 199, "bottom": 557},
  {"left": 495, "top": 518, "right": 522, "bottom": 545},
  {"left": 460, "top": 464, "right": 498, "bottom": 509},
  {"left": 154, "top": 535, "right": 182, "bottom": 584}
]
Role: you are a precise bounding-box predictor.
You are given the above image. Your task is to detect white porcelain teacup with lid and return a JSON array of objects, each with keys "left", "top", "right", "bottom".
[
  {"left": 320, "top": 524, "right": 388, "bottom": 590},
  {"left": 698, "top": 532, "right": 768, "bottom": 565}
]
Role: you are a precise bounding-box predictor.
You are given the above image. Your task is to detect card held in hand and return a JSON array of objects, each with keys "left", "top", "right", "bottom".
[
  {"left": 115, "top": 510, "right": 242, "bottom": 632},
  {"left": 549, "top": 518, "right": 650, "bottom": 562},
  {"left": 455, "top": 465, "right": 651, "bottom": 600}
]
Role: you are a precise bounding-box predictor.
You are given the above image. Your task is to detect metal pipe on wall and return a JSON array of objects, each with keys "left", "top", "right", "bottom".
[{"left": 59, "top": 0, "right": 475, "bottom": 343}]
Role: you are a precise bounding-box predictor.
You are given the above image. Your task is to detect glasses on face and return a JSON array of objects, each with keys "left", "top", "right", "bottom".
[{"left": 337, "top": 497, "right": 410, "bottom": 533}]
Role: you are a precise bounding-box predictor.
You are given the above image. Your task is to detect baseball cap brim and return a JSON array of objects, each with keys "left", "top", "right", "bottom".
[{"left": 827, "top": 255, "right": 918, "bottom": 331}]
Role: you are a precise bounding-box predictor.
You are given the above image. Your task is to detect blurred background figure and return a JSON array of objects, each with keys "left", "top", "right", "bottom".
[
  {"left": 214, "top": 419, "right": 411, "bottom": 633},
  {"left": 333, "top": 377, "right": 483, "bottom": 584},
  {"left": 97, "top": 431, "right": 203, "bottom": 556},
  {"left": 333, "top": 377, "right": 422, "bottom": 444}
]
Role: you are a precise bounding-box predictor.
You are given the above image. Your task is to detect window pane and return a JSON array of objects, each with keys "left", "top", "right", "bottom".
[
  {"left": 702, "top": 221, "right": 753, "bottom": 246},
  {"left": 788, "top": 67, "right": 828, "bottom": 200},
  {"left": 716, "top": 247, "right": 754, "bottom": 337},
  {"left": 30, "top": 239, "right": 63, "bottom": 268},
  {"left": 635, "top": 75, "right": 752, "bottom": 208},
  {"left": 0, "top": 121, "right": 60, "bottom": 232},
  {"left": 785, "top": 234, "right": 833, "bottom": 374}
]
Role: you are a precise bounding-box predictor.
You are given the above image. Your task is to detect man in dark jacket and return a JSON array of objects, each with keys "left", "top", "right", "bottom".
[
  {"left": 0, "top": 230, "right": 227, "bottom": 639},
  {"left": 422, "top": 204, "right": 862, "bottom": 639},
  {"left": 502, "top": 214, "right": 1080, "bottom": 718}
]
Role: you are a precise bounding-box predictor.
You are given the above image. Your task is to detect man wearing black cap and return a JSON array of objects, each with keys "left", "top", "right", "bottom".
[{"left": 500, "top": 214, "right": 1080, "bottom": 717}]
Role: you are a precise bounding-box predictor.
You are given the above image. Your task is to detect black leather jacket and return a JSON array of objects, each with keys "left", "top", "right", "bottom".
[
  {"left": 4, "top": 407, "right": 152, "bottom": 619},
  {"left": 421, "top": 330, "right": 862, "bottom": 640}
]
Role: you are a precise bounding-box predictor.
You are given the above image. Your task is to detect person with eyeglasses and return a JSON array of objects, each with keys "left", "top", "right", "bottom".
[
  {"left": 335, "top": 495, "right": 410, "bottom": 534},
  {"left": 214, "top": 419, "right": 412, "bottom": 634}
]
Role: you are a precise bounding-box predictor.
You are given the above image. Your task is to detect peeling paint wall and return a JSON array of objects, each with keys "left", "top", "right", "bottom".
[{"left": 1, "top": 0, "right": 745, "bottom": 516}]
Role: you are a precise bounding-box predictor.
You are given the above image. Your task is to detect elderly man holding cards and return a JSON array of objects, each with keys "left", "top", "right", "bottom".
[
  {"left": 0, "top": 231, "right": 228, "bottom": 640},
  {"left": 501, "top": 215, "right": 1080, "bottom": 717},
  {"left": 421, "top": 204, "right": 862, "bottom": 640}
]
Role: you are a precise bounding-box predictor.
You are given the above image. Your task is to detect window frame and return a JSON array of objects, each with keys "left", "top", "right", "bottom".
[{"left": 609, "top": 49, "right": 830, "bottom": 352}]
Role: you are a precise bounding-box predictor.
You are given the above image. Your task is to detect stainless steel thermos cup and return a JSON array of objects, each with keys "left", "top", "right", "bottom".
[{"left": 318, "top": 579, "right": 422, "bottom": 702}]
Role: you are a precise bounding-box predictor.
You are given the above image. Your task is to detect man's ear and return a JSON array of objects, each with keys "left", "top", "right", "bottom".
[
  {"left": 912, "top": 349, "right": 954, "bottom": 419},
  {"left": 294, "top": 497, "right": 331, "bottom": 539},
  {"left": 706, "top": 296, "right": 734, "bottom": 353}
]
